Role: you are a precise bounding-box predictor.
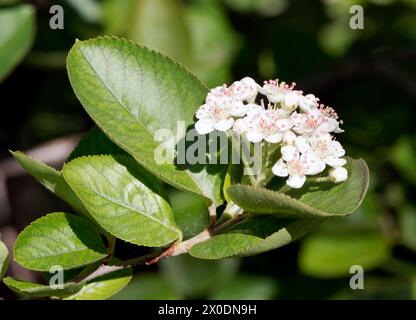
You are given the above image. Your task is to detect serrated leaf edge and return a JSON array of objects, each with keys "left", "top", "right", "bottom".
[
  {"left": 66, "top": 36, "right": 218, "bottom": 205},
  {"left": 62, "top": 155, "right": 181, "bottom": 247},
  {"left": 228, "top": 158, "right": 369, "bottom": 217},
  {"left": 13, "top": 212, "right": 107, "bottom": 271}
]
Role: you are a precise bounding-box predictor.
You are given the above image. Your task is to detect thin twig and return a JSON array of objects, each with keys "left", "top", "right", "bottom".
[
  {"left": 75, "top": 206, "right": 249, "bottom": 282},
  {"left": 208, "top": 204, "right": 217, "bottom": 225},
  {"left": 114, "top": 249, "right": 166, "bottom": 267},
  {"left": 211, "top": 212, "right": 247, "bottom": 235},
  {"left": 79, "top": 265, "right": 126, "bottom": 283}
]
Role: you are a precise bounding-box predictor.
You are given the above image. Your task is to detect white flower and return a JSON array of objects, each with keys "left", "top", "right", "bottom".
[
  {"left": 318, "top": 105, "right": 344, "bottom": 133},
  {"left": 282, "top": 90, "right": 301, "bottom": 113},
  {"left": 259, "top": 80, "right": 302, "bottom": 114},
  {"left": 291, "top": 106, "right": 343, "bottom": 136},
  {"left": 296, "top": 133, "right": 346, "bottom": 170},
  {"left": 260, "top": 80, "right": 285, "bottom": 103},
  {"left": 232, "top": 103, "right": 264, "bottom": 134},
  {"left": 195, "top": 76, "right": 349, "bottom": 190},
  {"left": 205, "top": 84, "right": 249, "bottom": 113},
  {"left": 245, "top": 103, "right": 264, "bottom": 117},
  {"left": 299, "top": 94, "right": 318, "bottom": 112},
  {"left": 260, "top": 80, "right": 295, "bottom": 99},
  {"left": 272, "top": 146, "right": 323, "bottom": 188},
  {"left": 329, "top": 166, "right": 348, "bottom": 183},
  {"left": 230, "top": 77, "right": 259, "bottom": 102},
  {"left": 244, "top": 109, "right": 293, "bottom": 143},
  {"left": 291, "top": 109, "right": 321, "bottom": 135},
  {"left": 206, "top": 85, "right": 231, "bottom": 103},
  {"left": 195, "top": 98, "right": 247, "bottom": 134}
]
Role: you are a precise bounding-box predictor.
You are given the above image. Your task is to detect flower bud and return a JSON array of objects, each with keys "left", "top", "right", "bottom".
[
  {"left": 282, "top": 91, "right": 299, "bottom": 112},
  {"left": 329, "top": 167, "right": 348, "bottom": 183}
]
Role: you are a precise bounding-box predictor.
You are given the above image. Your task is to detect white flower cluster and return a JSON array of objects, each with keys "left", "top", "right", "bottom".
[{"left": 195, "top": 77, "right": 348, "bottom": 189}]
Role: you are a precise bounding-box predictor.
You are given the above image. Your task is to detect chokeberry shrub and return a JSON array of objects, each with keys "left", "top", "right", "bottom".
[{"left": 1, "top": 37, "right": 368, "bottom": 300}]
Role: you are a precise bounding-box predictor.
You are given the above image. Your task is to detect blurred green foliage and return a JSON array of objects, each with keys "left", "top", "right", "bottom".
[
  {"left": 0, "top": 4, "right": 35, "bottom": 82},
  {"left": 112, "top": 255, "right": 279, "bottom": 300},
  {"left": 1, "top": 0, "right": 416, "bottom": 299}
]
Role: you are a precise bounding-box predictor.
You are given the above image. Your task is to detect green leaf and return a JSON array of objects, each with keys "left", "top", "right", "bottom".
[
  {"left": 228, "top": 158, "right": 369, "bottom": 218},
  {"left": 392, "top": 136, "right": 416, "bottom": 185},
  {"left": 42, "top": 261, "right": 101, "bottom": 284},
  {"left": 3, "top": 277, "right": 84, "bottom": 298},
  {"left": 237, "top": 217, "right": 323, "bottom": 257},
  {"left": 0, "top": 4, "right": 36, "bottom": 82},
  {"left": 103, "top": 0, "right": 135, "bottom": 35},
  {"left": 319, "top": 21, "right": 357, "bottom": 57},
  {"left": 185, "top": 0, "right": 240, "bottom": 86},
  {"left": 399, "top": 206, "right": 416, "bottom": 251},
  {"left": 14, "top": 212, "right": 107, "bottom": 271},
  {"left": 65, "top": 0, "right": 101, "bottom": 24},
  {"left": 64, "top": 268, "right": 132, "bottom": 300},
  {"left": 169, "top": 190, "right": 210, "bottom": 240},
  {"left": 298, "top": 230, "right": 390, "bottom": 278},
  {"left": 127, "top": 0, "right": 192, "bottom": 67},
  {"left": 190, "top": 216, "right": 322, "bottom": 259},
  {"left": 0, "top": 239, "right": 9, "bottom": 280},
  {"left": 62, "top": 155, "right": 181, "bottom": 247},
  {"left": 223, "top": 172, "right": 233, "bottom": 204},
  {"left": 11, "top": 151, "right": 91, "bottom": 219},
  {"left": 190, "top": 233, "right": 262, "bottom": 260},
  {"left": 67, "top": 126, "right": 127, "bottom": 162},
  {"left": 67, "top": 36, "right": 225, "bottom": 205}
]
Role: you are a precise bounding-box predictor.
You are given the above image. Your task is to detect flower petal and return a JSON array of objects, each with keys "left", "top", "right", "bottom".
[
  {"left": 308, "top": 108, "right": 323, "bottom": 122},
  {"left": 276, "top": 118, "right": 293, "bottom": 132},
  {"left": 299, "top": 94, "right": 317, "bottom": 112},
  {"left": 329, "top": 166, "right": 348, "bottom": 183},
  {"left": 267, "top": 93, "right": 283, "bottom": 103},
  {"left": 319, "top": 118, "right": 339, "bottom": 133},
  {"left": 196, "top": 104, "right": 211, "bottom": 119},
  {"left": 215, "top": 118, "right": 234, "bottom": 131},
  {"left": 302, "top": 151, "right": 325, "bottom": 175},
  {"left": 231, "top": 77, "right": 258, "bottom": 102},
  {"left": 295, "top": 136, "right": 310, "bottom": 153},
  {"left": 325, "top": 157, "right": 347, "bottom": 168},
  {"left": 195, "top": 119, "right": 215, "bottom": 135},
  {"left": 246, "top": 131, "right": 263, "bottom": 143},
  {"left": 246, "top": 103, "right": 264, "bottom": 117},
  {"left": 283, "top": 91, "right": 299, "bottom": 108},
  {"left": 260, "top": 83, "right": 283, "bottom": 103},
  {"left": 281, "top": 145, "right": 299, "bottom": 162},
  {"left": 230, "top": 101, "right": 248, "bottom": 117},
  {"left": 330, "top": 140, "right": 345, "bottom": 157},
  {"left": 265, "top": 133, "right": 283, "bottom": 144},
  {"left": 272, "top": 159, "right": 288, "bottom": 177},
  {"left": 286, "top": 174, "right": 306, "bottom": 189}
]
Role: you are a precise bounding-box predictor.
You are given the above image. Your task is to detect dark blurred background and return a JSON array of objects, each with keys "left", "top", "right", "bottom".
[{"left": 0, "top": 0, "right": 416, "bottom": 299}]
